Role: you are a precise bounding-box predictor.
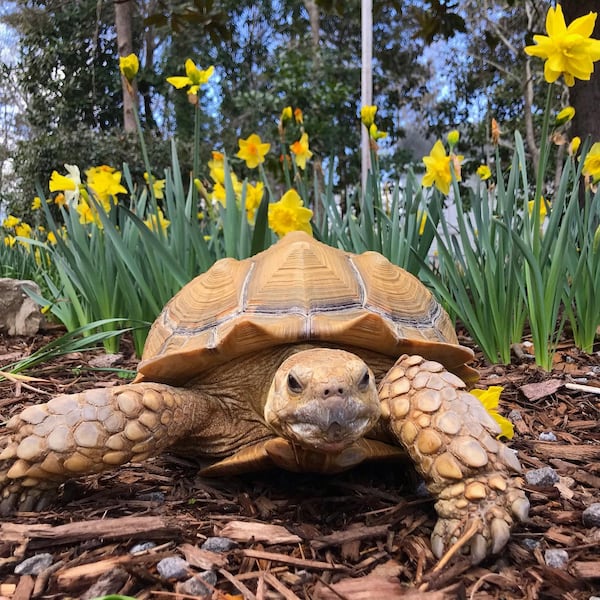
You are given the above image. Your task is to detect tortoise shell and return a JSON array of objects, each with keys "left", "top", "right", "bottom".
[{"left": 137, "top": 231, "right": 475, "bottom": 385}]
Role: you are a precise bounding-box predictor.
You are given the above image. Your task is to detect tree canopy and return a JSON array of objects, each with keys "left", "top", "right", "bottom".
[{"left": 0, "top": 0, "right": 596, "bottom": 214}]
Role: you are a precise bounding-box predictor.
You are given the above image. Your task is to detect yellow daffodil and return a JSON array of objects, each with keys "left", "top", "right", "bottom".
[
  {"left": 119, "top": 53, "right": 139, "bottom": 83},
  {"left": 31, "top": 196, "right": 42, "bottom": 210},
  {"left": 54, "top": 193, "right": 67, "bottom": 208},
  {"left": 166, "top": 59, "right": 214, "bottom": 96},
  {"left": 477, "top": 165, "right": 492, "bottom": 180},
  {"left": 86, "top": 165, "right": 128, "bottom": 207},
  {"left": 47, "top": 231, "right": 57, "bottom": 245},
  {"left": 524, "top": 4, "right": 600, "bottom": 87},
  {"left": 2, "top": 215, "right": 20, "bottom": 229},
  {"left": 369, "top": 123, "right": 387, "bottom": 140},
  {"left": 244, "top": 181, "right": 264, "bottom": 224},
  {"left": 144, "top": 172, "right": 165, "bottom": 200},
  {"left": 212, "top": 173, "right": 243, "bottom": 206},
  {"left": 14, "top": 222, "right": 32, "bottom": 238},
  {"left": 76, "top": 200, "right": 98, "bottom": 226},
  {"left": 528, "top": 197, "right": 549, "bottom": 221},
  {"left": 3, "top": 235, "right": 16, "bottom": 247},
  {"left": 422, "top": 140, "right": 462, "bottom": 195},
  {"left": 144, "top": 208, "right": 170, "bottom": 233},
  {"left": 360, "top": 105, "right": 377, "bottom": 128},
  {"left": 294, "top": 107, "right": 303, "bottom": 124},
  {"left": 237, "top": 134, "right": 270, "bottom": 169},
  {"left": 290, "top": 133, "right": 313, "bottom": 170},
  {"left": 583, "top": 142, "right": 600, "bottom": 182},
  {"left": 268, "top": 189, "right": 313, "bottom": 237},
  {"left": 470, "top": 386, "right": 514, "bottom": 440},
  {"left": 49, "top": 164, "right": 81, "bottom": 205},
  {"left": 569, "top": 136, "right": 581, "bottom": 156},
  {"left": 208, "top": 151, "right": 225, "bottom": 184},
  {"left": 555, "top": 106, "right": 575, "bottom": 126},
  {"left": 280, "top": 106, "right": 292, "bottom": 124}
]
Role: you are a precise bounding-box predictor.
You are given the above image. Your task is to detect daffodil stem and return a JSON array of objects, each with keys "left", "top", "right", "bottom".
[
  {"left": 533, "top": 85, "right": 553, "bottom": 220},
  {"left": 130, "top": 94, "right": 156, "bottom": 203},
  {"left": 192, "top": 101, "right": 201, "bottom": 207}
]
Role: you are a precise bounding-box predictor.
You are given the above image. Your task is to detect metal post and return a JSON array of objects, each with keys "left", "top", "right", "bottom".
[{"left": 361, "top": 0, "right": 373, "bottom": 192}]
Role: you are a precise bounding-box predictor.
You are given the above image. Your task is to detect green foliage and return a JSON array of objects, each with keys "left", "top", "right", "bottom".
[{"left": 11, "top": 127, "right": 182, "bottom": 220}]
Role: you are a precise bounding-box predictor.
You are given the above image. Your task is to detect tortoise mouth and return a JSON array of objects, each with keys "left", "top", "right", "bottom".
[{"left": 286, "top": 416, "right": 373, "bottom": 452}]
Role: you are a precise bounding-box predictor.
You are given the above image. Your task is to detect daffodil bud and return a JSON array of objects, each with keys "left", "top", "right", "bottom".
[
  {"left": 447, "top": 130, "right": 460, "bottom": 148},
  {"left": 555, "top": 106, "right": 575, "bottom": 126},
  {"left": 569, "top": 136, "right": 581, "bottom": 156},
  {"left": 360, "top": 105, "right": 377, "bottom": 128},
  {"left": 119, "top": 54, "right": 139, "bottom": 83}
]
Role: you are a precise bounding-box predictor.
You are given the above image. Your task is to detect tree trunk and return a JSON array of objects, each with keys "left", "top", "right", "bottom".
[
  {"left": 562, "top": 1, "right": 600, "bottom": 142},
  {"left": 114, "top": 0, "right": 137, "bottom": 133}
]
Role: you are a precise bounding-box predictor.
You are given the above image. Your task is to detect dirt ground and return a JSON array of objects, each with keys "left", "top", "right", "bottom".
[{"left": 0, "top": 328, "right": 599, "bottom": 600}]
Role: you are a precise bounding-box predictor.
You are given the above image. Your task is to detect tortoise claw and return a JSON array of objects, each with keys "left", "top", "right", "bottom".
[
  {"left": 491, "top": 517, "right": 511, "bottom": 554},
  {"left": 470, "top": 533, "right": 487, "bottom": 565},
  {"left": 512, "top": 496, "right": 530, "bottom": 522}
]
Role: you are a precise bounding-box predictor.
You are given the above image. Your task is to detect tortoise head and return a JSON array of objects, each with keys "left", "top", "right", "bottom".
[{"left": 264, "top": 348, "right": 381, "bottom": 453}]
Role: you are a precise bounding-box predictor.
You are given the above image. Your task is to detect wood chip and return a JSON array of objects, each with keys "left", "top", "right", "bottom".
[
  {"left": 238, "top": 549, "right": 345, "bottom": 571},
  {"left": 218, "top": 521, "right": 302, "bottom": 544},
  {"left": 520, "top": 379, "right": 563, "bottom": 401},
  {"left": 179, "top": 543, "right": 228, "bottom": 569},
  {"left": 311, "top": 523, "right": 389, "bottom": 550},
  {"left": 523, "top": 442, "right": 600, "bottom": 461},
  {"left": 570, "top": 561, "right": 600, "bottom": 579},
  {"left": 0, "top": 515, "right": 180, "bottom": 548}
]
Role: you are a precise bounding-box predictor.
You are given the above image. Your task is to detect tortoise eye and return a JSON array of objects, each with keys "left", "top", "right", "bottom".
[
  {"left": 358, "top": 369, "right": 371, "bottom": 390},
  {"left": 287, "top": 372, "right": 303, "bottom": 393}
]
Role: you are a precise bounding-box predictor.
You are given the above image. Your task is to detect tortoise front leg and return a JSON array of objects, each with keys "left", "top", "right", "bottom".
[
  {"left": 378, "top": 355, "right": 529, "bottom": 564},
  {"left": 0, "top": 383, "right": 202, "bottom": 515}
]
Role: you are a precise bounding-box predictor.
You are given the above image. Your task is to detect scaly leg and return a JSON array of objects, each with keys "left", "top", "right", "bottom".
[
  {"left": 378, "top": 355, "right": 529, "bottom": 564},
  {"left": 0, "top": 383, "right": 203, "bottom": 515}
]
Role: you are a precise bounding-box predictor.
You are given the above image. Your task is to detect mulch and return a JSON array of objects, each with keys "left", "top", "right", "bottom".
[{"left": 0, "top": 327, "right": 599, "bottom": 600}]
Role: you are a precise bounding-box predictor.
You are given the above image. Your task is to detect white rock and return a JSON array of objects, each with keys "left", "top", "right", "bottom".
[{"left": 0, "top": 278, "right": 43, "bottom": 336}]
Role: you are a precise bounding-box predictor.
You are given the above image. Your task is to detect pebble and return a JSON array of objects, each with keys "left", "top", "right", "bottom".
[
  {"left": 14, "top": 553, "right": 53, "bottom": 575},
  {"left": 539, "top": 431, "right": 557, "bottom": 442},
  {"left": 179, "top": 570, "right": 217, "bottom": 597},
  {"left": 525, "top": 466, "right": 559, "bottom": 487},
  {"left": 130, "top": 541, "right": 156, "bottom": 554},
  {"left": 156, "top": 556, "right": 189, "bottom": 580},
  {"left": 508, "top": 409, "right": 523, "bottom": 422},
  {"left": 582, "top": 503, "right": 600, "bottom": 528},
  {"left": 201, "top": 536, "right": 238, "bottom": 552},
  {"left": 544, "top": 548, "right": 569, "bottom": 569},
  {"left": 136, "top": 491, "right": 165, "bottom": 503},
  {"left": 521, "top": 538, "right": 540, "bottom": 551}
]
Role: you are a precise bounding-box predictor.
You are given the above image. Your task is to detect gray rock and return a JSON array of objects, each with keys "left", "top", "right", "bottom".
[
  {"left": 521, "top": 538, "right": 540, "bottom": 551},
  {"left": 508, "top": 409, "right": 523, "bottom": 422},
  {"left": 179, "top": 570, "right": 217, "bottom": 597},
  {"left": 582, "top": 503, "right": 600, "bottom": 528},
  {"left": 525, "top": 466, "right": 559, "bottom": 487},
  {"left": 0, "top": 278, "right": 43, "bottom": 336},
  {"left": 544, "top": 548, "right": 569, "bottom": 569},
  {"left": 539, "top": 431, "right": 557, "bottom": 442},
  {"left": 130, "top": 541, "right": 156, "bottom": 554},
  {"left": 156, "top": 556, "right": 189, "bottom": 580},
  {"left": 201, "top": 536, "right": 238, "bottom": 552},
  {"left": 14, "top": 553, "right": 53, "bottom": 575}
]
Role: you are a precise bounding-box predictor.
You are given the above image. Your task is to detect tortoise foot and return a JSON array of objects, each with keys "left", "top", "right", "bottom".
[
  {"left": 379, "top": 354, "right": 529, "bottom": 563},
  {"left": 431, "top": 473, "right": 529, "bottom": 564}
]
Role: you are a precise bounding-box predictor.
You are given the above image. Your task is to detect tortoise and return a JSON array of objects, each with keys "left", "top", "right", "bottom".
[{"left": 0, "top": 231, "right": 528, "bottom": 563}]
